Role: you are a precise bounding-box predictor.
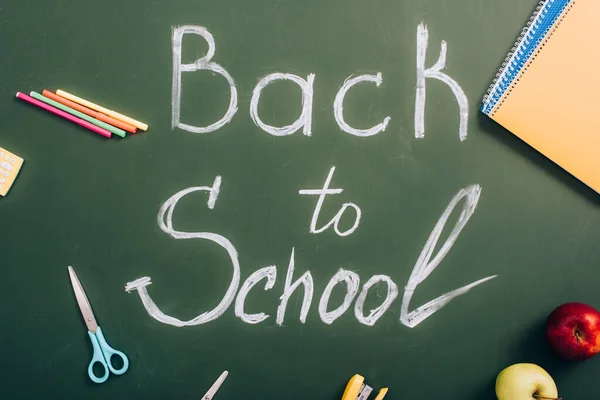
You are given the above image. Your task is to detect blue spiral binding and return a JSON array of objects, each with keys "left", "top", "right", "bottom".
[{"left": 481, "top": 0, "right": 573, "bottom": 115}]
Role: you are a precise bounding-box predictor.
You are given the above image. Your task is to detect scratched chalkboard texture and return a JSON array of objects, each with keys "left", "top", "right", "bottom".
[{"left": 1, "top": 0, "right": 599, "bottom": 399}]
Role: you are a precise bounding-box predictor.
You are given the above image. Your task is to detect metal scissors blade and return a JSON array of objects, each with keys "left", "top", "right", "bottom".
[
  {"left": 68, "top": 266, "right": 98, "bottom": 333},
  {"left": 201, "top": 371, "right": 228, "bottom": 400}
]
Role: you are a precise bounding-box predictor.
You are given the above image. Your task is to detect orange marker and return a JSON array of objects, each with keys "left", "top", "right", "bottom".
[{"left": 41, "top": 90, "right": 137, "bottom": 133}]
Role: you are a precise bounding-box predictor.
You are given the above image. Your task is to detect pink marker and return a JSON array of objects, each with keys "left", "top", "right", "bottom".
[{"left": 16, "top": 92, "right": 111, "bottom": 138}]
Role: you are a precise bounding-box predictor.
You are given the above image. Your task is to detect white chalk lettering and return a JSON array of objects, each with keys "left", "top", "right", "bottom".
[
  {"left": 354, "top": 275, "right": 399, "bottom": 326},
  {"left": 235, "top": 266, "right": 277, "bottom": 324},
  {"left": 276, "top": 248, "right": 314, "bottom": 325},
  {"left": 333, "top": 73, "right": 391, "bottom": 137},
  {"left": 125, "top": 176, "right": 242, "bottom": 327},
  {"left": 400, "top": 184, "right": 498, "bottom": 328},
  {"left": 168, "top": 23, "right": 473, "bottom": 142},
  {"left": 414, "top": 23, "right": 469, "bottom": 141},
  {"left": 318, "top": 269, "right": 361, "bottom": 325},
  {"left": 172, "top": 25, "right": 238, "bottom": 133},
  {"left": 299, "top": 166, "right": 362, "bottom": 237},
  {"left": 250, "top": 73, "right": 315, "bottom": 137}
]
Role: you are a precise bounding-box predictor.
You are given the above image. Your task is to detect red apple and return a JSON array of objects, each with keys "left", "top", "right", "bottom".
[{"left": 546, "top": 302, "right": 600, "bottom": 361}]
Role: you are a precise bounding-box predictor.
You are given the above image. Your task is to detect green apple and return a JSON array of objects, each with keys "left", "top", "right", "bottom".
[{"left": 495, "top": 363, "right": 561, "bottom": 400}]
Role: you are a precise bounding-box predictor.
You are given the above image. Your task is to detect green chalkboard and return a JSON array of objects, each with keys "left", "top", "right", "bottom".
[{"left": 2, "top": 0, "right": 600, "bottom": 399}]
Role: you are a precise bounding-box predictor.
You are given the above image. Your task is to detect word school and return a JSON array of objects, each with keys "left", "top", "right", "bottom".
[
  {"left": 171, "top": 23, "right": 469, "bottom": 141},
  {"left": 125, "top": 174, "right": 498, "bottom": 328}
]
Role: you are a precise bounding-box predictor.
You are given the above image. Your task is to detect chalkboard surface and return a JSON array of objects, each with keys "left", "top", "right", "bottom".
[{"left": 2, "top": 0, "right": 600, "bottom": 399}]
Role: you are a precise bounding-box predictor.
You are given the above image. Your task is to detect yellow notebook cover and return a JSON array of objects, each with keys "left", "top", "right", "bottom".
[{"left": 481, "top": 0, "right": 600, "bottom": 193}]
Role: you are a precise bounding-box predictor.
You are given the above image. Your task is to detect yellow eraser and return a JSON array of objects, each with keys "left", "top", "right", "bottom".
[{"left": 0, "top": 147, "right": 24, "bottom": 196}]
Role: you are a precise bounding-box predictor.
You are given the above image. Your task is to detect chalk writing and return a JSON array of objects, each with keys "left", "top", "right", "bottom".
[
  {"left": 127, "top": 23, "right": 490, "bottom": 329},
  {"left": 415, "top": 23, "right": 469, "bottom": 141},
  {"left": 250, "top": 73, "right": 315, "bottom": 137},
  {"left": 318, "top": 269, "right": 361, "bottom": 325},
  {"left": 172, "top": 24, "right": 468, "bottom": 142},
  {"left": 354, "top": 275, "right": 399, "bottom": 327},
  {"left": 333, "top": 73, "right": 391, "bottom": 137},
  {"left": 125, "top": 176, "right": 242, "bottom": 327},
  {"left": 172, "top": 26, "right": 238, "bottom": 133},
  {"left": 235, "top": 266, "right": 277, "bottom": 324},
  {"left": 276, "top": 248, "right": 314, "bottom": 325},
  {"left": 299, "top": 166, "right": 362, "bottom": 237},
  {"left": 126, "top": 179, "right": 497, "bottom": 328},
  {"left": 400, "top": 184, "right": 498, "bottom": 327}
]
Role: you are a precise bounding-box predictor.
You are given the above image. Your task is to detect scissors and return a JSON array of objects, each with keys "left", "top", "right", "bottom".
[
  {"left": 201, "top": 371, "right": 229, "bottom": 400},
  {"left": 68, "top": 266, "right": 129, "bottom": 383}
]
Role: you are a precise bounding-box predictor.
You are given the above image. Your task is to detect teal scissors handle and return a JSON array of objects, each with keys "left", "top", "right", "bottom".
[{"left": 87, "top": 326, "right": 129, "bottom": 384}]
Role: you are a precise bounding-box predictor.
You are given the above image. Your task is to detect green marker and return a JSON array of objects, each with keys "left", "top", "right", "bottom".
[{"left": 29, "top": 91, "right": 126, "bottom": 138}]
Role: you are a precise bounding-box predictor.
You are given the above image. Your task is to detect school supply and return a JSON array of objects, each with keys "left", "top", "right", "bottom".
[
  {"left": 30, "top": 91, "right": 126, "bottom": 138},
  {"left": 201, "top": 371, "right": 229, "bottom": 400},
  {"left": 341, "top": 374, "right": 388, "bottom": 400},
  {"left": 481, "top": 0, "right": 600, "bottom": 193},
  {"left": 42, "top": 90, "right": 137, "bottom": 133},
  {"left": 0, "top": 147, "right": 24, "bottom": 197},
  {"left": 56, "top": 89, "right": 148, "bottom": 131},
  {"left": 16, "top": 92, "right": 112, "bottom": 138},
  {"left": 68, "top": 266, "right": 129, "bottom": 383}
]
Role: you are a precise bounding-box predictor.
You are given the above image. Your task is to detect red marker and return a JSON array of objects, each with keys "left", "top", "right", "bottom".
[{"left": 16, "top": 92, "right": 111, "bottom": 138}]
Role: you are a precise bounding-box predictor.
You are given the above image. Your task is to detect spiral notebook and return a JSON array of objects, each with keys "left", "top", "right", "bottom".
[{"left": 481, "top": 0, "right": 600, "bottom": 193}]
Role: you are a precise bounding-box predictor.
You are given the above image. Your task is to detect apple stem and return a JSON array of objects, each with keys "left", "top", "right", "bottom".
[{"left": 533, "top": 396, "right": 562, "bottom": 400}]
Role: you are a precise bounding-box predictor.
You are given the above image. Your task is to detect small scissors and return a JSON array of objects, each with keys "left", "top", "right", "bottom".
[
  {"left": 68, "top": 266, "right": 129, "bottom": 383},
  {"left": 201, "top": 371, "right": 229, "bottom": 400}
]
